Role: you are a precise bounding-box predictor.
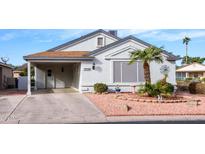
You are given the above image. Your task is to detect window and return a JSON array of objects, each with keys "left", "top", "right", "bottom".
[
  {"left": 176, "top": 72, "right": 186, "bottom": 80},
  {"left": 47, "top": 69, "right": 52, "bottom": 77},
  {"left": 113, "top": 61, "right": 145, "bottom": 83},
  {"left": 97, "top": 37, "right": 103, "bottom": 47}
]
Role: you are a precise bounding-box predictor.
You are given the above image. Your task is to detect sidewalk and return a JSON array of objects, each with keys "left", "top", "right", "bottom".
[{"left": 105, "top": 115, "right": 205, "bottom": 124}]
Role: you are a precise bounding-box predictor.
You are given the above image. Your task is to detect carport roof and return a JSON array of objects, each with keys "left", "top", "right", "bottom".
[{"left": 24, "top": 51, "right": 94, "bottom": 60}]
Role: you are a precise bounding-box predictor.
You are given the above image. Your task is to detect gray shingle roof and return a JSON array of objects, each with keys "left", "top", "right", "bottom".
[
  {"left": 25, "top": 29, "right": 180, "bottom": 61},
  {"left": 47, "top": 29, "right": 121, "bottom": 51},
  {"left": 89, "top": 35, "right": 181, "bottom": 61}
]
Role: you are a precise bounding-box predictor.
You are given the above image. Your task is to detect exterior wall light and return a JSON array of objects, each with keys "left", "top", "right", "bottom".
[{"left": 92, "top": 62, "right": 95, "bottom": 70}]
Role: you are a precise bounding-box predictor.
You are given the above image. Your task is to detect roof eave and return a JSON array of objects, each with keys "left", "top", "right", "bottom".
[
  {"left": 89, "top": 35, "right": 180, "bottom": 61},
  {"left": 0, "top": 63, "right": 14, "bottom": 69},
  {"left": 167, "top": 57, "right": 182, "bottom": 61},
  {"left": 24, "top": 56, "right": 94, "bottom": 61}
]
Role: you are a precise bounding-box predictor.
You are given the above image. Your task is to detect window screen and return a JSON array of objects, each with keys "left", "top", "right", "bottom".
[
  {"left": 138, "top": 61, "right": 145, "bottom": 82},
  {"left": 122, "top": 62, "right": 138, "bottom": 82},
  {"left": 113, "top": 61, "right": 121, "bottom": 82},
  {"left": 113, "top": 61, "right": 144, "bottom": 83},
  {"left": 97, "top": 37, "right": 103, "bottom": 46},
  {"left": 176, "top": 72, "right": 186, "bottom": 80}
]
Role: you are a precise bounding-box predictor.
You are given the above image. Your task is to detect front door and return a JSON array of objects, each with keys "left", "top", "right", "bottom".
[{"left": 46, "top": 69, "right": 54, "bottom": 88}]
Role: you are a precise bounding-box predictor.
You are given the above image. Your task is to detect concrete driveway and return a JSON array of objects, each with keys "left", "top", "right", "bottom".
[
  {"left": 1, "top": 93, "right": 106, "bottom": 124},
  {"left": 2, "top": 92, "right": 205, "bottom": 124}
]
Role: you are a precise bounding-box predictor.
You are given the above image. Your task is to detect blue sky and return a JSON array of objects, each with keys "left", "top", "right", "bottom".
[{"left": 0, "top": 29, "right": 205, "bottom": 66}]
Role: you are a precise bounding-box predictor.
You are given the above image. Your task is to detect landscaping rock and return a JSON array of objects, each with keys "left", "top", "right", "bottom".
[{"left": 186, "top": 100, "right": 200, "bottom": 106}]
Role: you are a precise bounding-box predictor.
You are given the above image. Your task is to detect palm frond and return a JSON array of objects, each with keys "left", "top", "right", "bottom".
[
  {"left": 129, "top": 46, "right": 163, "bottom": 64},
  {"left": 183, "top": 36, "right": 191, "bottom": 44}
]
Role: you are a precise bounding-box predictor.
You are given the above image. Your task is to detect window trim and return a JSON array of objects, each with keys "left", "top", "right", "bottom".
[{"left": 111, "top": 60, "right": 144, "bottom": 84}]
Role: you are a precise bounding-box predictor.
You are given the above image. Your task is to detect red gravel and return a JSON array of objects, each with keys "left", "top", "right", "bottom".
[{"left": 85, "top": 93, "right": 205, "bottom": 116}]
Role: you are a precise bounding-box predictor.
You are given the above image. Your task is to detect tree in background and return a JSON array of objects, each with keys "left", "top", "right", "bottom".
[
  {"left": 20, "top": 66, "right": 34, "bottom": 77},
  {"left": 181, "top": 56, "right": 205, "bottom": 65},
  {"left": 182, "top": 36, "right": 191, "bottom": 64}
]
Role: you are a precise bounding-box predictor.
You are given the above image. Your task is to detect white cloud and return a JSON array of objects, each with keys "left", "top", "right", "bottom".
[
  {"left": 139, "top": 30, "right": 205, "bottom": 41},
  {"left": 0, "top": 33, "right": 16, "bottom": 41},
  {"left": 38, "top": 39, "right": 53, "bottom": 43},
  {"left": 58, "top": 29, "right": 93, "bottom": 40},
  {"left": 118, "top": 29, "right": 153, "bottom": 37}
]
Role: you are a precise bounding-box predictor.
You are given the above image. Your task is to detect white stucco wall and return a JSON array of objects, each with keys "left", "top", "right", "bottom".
[
  {"left": 35, "top": 63, "right": 80, "bottom": 89},
  {"left": 150, "top": 58, "right": 176, "bottom": 84},
  {"left": 61, "top": 33, "right": 117, "bottom": 51},
  {"left": 80, "top": 40, "right": 176, "bottom": 92}
]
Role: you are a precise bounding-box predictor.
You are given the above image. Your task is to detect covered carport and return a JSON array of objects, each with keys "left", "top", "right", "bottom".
[
  {"left": 23, "top": 51, "right": 94, "bottom": 95},
  {"left": 32, "top": 62, "right": 81, "bottom": 90}
]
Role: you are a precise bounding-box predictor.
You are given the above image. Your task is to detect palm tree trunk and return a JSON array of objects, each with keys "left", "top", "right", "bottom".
[
  {"left": 186, "top": 44, "right": 188, "bottom": 64},
  {"left": 143, "top": 61, "right": 151, "bottom": 83}
]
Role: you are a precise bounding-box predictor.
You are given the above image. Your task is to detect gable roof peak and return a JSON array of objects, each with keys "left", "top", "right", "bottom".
[
  {"left": 90, "top": 34, "right": 180, "bottom": 61},
  {"left": 47, "top": 29, "right": 121, "bottom": 51}
]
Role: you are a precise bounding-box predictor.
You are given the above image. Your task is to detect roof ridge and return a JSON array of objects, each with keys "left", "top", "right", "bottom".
[
  {"left": 89, "top": 35, "right": 180, "bottom": 61},
  {"left": 47, "top": 29, "right": 121, "bottom": 51}
]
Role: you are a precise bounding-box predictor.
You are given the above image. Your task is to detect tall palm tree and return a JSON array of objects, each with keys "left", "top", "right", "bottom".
[
  {"left": 183, "top": 36, "right": 191, "bottom": 64},
  {"left": 129, "top": 46, "right": 163, "bottom": 83}
]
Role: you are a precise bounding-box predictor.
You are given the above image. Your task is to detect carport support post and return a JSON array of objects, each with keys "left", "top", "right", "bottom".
[
  {"left": 34, "top": 66, "right": 37, "bottom": 90},
  {"left": 27, "top": 61, "right": 31, "bottom": 95}
]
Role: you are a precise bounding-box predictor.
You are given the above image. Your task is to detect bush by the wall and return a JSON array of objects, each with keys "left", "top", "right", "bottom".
[
  {"left": 155, "top": 80, "right": 174, "bottom": 96},
  {"left": 189, "top": 82, "right": 205, "bottom": 94},
  {"left": 138, "top": 79, "right": 174, "bottom": 97},
  {"left": 201, "top": 78, "right": 205, "bottom": 83},
  {"left": 185, "top": 77, "right": 193, "bottom": 81},
  {"left": 94, "top": 83, "right": 108, "bottom": 93}
]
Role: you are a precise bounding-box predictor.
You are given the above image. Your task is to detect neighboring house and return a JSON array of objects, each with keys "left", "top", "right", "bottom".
[
  {"left": 0, "top": 62, "right": 13, "bottom": 89},
  {"left": 24, "top": 29, "right": 179, "bottom": 95},
  {"left": 13, "top": 70, "right": 23, "bottom": 78},
  {"left": 13, "top": 63, "right": 27, "bottom": 78},
  {"left": 176, "top": 62, "right": 205, "bottom": 80}
]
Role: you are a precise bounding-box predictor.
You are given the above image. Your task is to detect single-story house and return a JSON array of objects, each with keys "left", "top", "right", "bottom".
[
  {"left": 0, "top": 62, "right": 13, "bottom": 89},
  {"left": 24, "top": 29, "right": 179, "bottom": 95},
  {"left": 176, "top": 62, "right": 205, "bottom": 80}
]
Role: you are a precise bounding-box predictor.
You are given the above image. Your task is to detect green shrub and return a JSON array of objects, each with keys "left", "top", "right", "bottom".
[
  {"left": 185, "top": 77, "right": 193, "bottom": 81},
  {"left": 138, "top": 80, "right": 174, "bottom": 97},
  {"left": 138, "top": 83, "right": 160, "bottom": 97},
  {"left": 177, "top": 80, "right": 190, "bottom": 91},
  {"left": 94, "top": 83, "right": 108, "bottom": 93},
  {"left": 156, "top": 79, "right": 174, "bottom": 96},
  {"left": 189, "top": 82, "right": 205, "bottom": 94},
  {"left": 201, "top": 78, "right": 205, "bottom": 82},
  {"left": 189, "top": 82, "right": 197, "bottom": 94}
]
